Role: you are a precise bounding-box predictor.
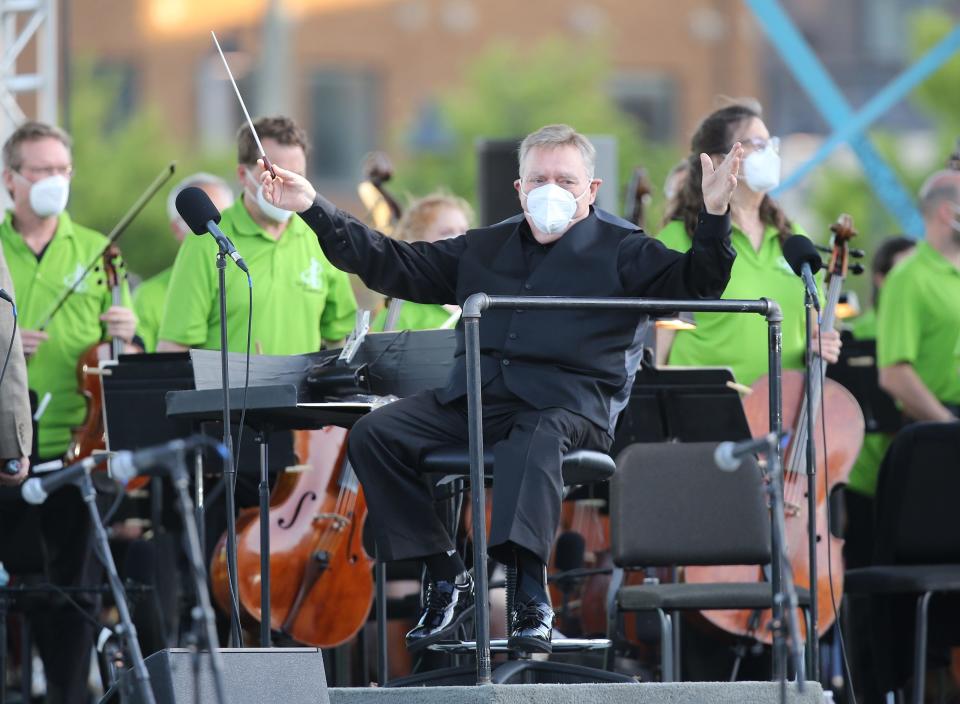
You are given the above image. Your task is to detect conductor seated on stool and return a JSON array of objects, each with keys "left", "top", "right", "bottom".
[{"left": 257, "top": 124, "right": 741, "bottom": 653}]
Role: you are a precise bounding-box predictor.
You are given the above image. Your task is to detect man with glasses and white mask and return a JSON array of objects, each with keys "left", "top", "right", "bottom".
[
  {"left": 1, "top": 120, "right": 136, "bottom": 704},
  {"left": 255, "top": 122, "right": 741, "bottom": 653}
]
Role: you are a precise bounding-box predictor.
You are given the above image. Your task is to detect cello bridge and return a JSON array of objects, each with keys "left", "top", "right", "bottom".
[{"left": 313, "top": 513, "right": 350, "bottom": 531}]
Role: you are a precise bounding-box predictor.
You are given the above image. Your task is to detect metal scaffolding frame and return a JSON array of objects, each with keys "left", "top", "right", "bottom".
[{"left": 1, "top": 0, "right": 57, "bottom": 145}]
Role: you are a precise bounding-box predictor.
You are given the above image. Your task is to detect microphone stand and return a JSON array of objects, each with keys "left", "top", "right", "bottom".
[
  {"left": 762, "top": 434, "right": 806, "bottom": 704},
  {"left": 215, "top": 247, "right": 243, "bottom": 648},
  {"left": 803, "top": 290, "right": 819, "bottom": 679},
  {"left": 76, "top": 469, "right": 156, "bottom": 704},
  {"left": 166, "top": 450, "right": 229, "bottom": 704}
]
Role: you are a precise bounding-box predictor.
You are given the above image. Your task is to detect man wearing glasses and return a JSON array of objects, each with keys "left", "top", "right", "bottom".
[{"left": 1, "top": 120, "right": 136, "bottom": 704}]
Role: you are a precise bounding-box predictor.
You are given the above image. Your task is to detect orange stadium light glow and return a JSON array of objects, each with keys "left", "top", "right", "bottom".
[{"left": 144, "top": 0, "right": 395, "bottom": 37}]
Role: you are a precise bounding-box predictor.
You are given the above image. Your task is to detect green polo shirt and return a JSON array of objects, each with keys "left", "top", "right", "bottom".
[
  {"left": 657, "top": 220, "right": 813, "bottom": 386},
  {"left": 877, "top": 241, "right": 960, "bottom": 405},
  {"left": 1, "top": 211, "right": 132, "bottom": 459},
  {"left": 371, "top": 301, "right": 455, "bottom": 332},
  {"left": 133, "top": 266, "right": 172, "bottom": 353},
  {"left": 845, "top": 308, "right": 892, "bottom": 497},
  {"left": 158, "top": 198, "right": 357, "bottom": 355}
]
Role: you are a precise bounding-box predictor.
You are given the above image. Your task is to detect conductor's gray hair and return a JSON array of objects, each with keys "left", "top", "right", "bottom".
[{"left": 518, "top": 124, "right": 596, "bottom": 181}]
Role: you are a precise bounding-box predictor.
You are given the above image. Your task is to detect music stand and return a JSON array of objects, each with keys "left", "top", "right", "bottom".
[
  {"left": 826, "top": 330, "right": 902, "bottom": 434},
  {"left": 167, "top": 329, "right": 457, "bottom": 647}
]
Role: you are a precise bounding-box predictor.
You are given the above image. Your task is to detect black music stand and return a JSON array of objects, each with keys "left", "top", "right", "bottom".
[
  {"left": 167, "top": 329, "right": 457, "bottom": 648},
  {"left": 826, "top": 330, "right": 902, "bottom": 434}
]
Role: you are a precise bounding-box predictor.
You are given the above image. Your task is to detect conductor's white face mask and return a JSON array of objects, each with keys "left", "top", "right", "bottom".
[{"left": 522, "top": 182, "right": 590, "bottom": 235}]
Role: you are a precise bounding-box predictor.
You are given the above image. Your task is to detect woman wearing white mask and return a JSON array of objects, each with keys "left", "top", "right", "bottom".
[{"left": 657, "top": 102, "right": 841, "bottom": 384}]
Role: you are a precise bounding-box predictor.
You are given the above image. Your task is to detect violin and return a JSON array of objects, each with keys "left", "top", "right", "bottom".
[
  {"left": 66, "top": 245, "right": 143, "bottom": 483},
  {"left": 685, "top": 214, "right": 866, "bottom": 643},
  {"left": 623, "top": 167, "right": 653, "bottom": 230}
]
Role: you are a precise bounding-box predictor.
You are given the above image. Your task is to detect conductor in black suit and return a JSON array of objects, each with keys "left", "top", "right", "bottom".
[{"left": 259, "top": 124, "right": 743, "bottom": 652}]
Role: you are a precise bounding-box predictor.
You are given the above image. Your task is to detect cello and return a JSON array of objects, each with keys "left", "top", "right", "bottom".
[{"left": 685, "top": 214, "right": 866, "bottom": 642}]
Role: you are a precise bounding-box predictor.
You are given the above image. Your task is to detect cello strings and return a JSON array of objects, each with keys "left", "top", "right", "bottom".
[{"left": 816, "top": 320, "right": 857, "bottom": 704}]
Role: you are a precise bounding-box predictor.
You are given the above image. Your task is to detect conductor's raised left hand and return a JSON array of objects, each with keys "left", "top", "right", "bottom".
[{"left": 701, "top": 143, "right": 744, "bottom": 216}]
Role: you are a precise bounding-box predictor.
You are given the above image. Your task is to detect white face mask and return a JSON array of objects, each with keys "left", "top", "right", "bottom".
[
  {"left": 523, "top": 182, "right": 591, "bottom": 235},
  {"left": 17, "top": 173, "right": 70, "bottom": 218},
  {"left": 741, "top": 144, "right": 781, "bottom": 193},
  {"left": 245, "top": 168, "right": 293, "bottom": 224}
]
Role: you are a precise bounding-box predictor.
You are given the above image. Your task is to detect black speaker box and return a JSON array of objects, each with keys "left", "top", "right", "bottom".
[{"left": 119, "top": 648, "right": 329, "bottom": 704}]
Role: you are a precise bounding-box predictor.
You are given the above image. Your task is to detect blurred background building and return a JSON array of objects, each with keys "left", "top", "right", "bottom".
[{"left": 3, "top": 0, "right": 960, "bottom": 302}]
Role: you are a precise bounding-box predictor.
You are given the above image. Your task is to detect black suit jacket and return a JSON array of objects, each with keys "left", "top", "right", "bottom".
[{"left": 300, "top": 199, "right": 735, "bottom": 435}]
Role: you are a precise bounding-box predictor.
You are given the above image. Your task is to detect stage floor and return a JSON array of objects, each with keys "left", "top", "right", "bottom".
[{"left": 328, "top": 681, "right": 824, "bottom": 703}]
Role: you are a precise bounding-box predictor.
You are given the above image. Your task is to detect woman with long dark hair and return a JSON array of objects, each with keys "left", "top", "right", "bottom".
[{"left": 657, "top": 101, "right": 841, "bottom": 382}]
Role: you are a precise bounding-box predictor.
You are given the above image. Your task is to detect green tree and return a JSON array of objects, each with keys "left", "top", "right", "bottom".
[
  {"left": 391, "top": 38, "right": 681, "bottom": 229},
  {"left": 67, "top": 59, "right": 233, "bottom": 282}
]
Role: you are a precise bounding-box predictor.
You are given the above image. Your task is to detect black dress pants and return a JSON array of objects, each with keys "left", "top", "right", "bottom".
[{"left": 347, "top": 374, "right": 610, "bottom": 566}]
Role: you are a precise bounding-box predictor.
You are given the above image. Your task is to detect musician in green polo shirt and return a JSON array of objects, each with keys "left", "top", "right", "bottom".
[
  {"left": 133, "top": 172, "right": 234, "bottom": 352},
  {"left": 371, "top": 192, "right": 471, "bottom": 332},
  {"left": 1, "top": 120, "right": 136, "bottom": 704},
  {"left": 878, "top": 169, "right": 960, "bottom": 421},
  {"left": 156, "top": 117, "right": 357, "bottom": 574},
  {"left": 157, "top": 116, "right": 356, "bottom": 355},
  {"left": 656, "top": 102, "right": 840, "bottom": 383}
]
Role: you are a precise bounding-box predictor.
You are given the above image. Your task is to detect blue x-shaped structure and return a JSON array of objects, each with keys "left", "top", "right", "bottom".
[{"left": 747, "top": 0, "right": 960, "bottom": 237}]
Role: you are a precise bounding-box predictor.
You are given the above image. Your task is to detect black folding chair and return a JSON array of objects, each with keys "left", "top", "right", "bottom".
[
  {"left": 843, "top": 421, "right": 960, "bottom": 704},
  {"left": 606, "top": 441, "right": 810, "bottom": 681}
]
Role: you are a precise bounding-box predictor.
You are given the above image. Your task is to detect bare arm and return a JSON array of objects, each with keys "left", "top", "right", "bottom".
[
  {"left": 879, "top": 363, "right": 957, "bottom": 422},
  {"left": 655, "top": 328, "right": 676, "bottom": 367},
  {"left": 157, "top": 340, "right": 190, "bottom": 353}
]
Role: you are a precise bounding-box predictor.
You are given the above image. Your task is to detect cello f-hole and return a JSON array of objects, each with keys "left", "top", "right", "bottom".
[{"left": 278, "top": 491, "right": 317, "bottom": 529}]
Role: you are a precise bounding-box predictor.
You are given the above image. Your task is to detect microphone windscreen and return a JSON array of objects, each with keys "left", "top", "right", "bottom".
[
  {"left": 554, "top": 531, "right": 586, "bottom": 572},
  {"left": 175, "top": 186, "right": 222, "bottom": 236},
  {"left": 782, "top": 234, "right": 823, "bottom": 276}
]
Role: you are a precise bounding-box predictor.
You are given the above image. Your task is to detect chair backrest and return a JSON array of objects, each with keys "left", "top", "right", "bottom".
[
  {"left": 610, "top": 442, "right": 771, "bottom": 567},
  {"left": 874, "top": 421, "right": 960, "bottom": 565}
]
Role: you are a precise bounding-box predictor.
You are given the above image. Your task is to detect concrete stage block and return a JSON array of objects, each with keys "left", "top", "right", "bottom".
[{"left": 329, "top": 681, "right": 824, "bottom": 704}]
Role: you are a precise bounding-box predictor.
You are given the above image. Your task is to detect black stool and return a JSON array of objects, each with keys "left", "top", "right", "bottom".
[{"left": 376, "top": 447, "right": 636, "bottom": 685}]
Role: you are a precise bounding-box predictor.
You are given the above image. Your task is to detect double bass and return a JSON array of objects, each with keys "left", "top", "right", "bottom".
[{"left": 685, "top": 214, "right": 866, "bottom": 642}]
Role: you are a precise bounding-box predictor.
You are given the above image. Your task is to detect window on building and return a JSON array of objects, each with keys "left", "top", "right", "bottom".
[
  {"left": 608, "top": 73, "right": 677, "bottom": 142},
  {"left": 94, "top": 61, "right": 139, "bottom": 133},
  {"left": 309, "top": 68, "right": 380, "bottom": 184}
]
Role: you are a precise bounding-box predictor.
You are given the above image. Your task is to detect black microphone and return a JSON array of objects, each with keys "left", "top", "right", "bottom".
[
  {"left": 0, "top": 288, "right": 13, "bottom": 305},
  {"left": 110, "top": 435, "right": 227, "bottom": 487},
  {"left": 782, "top": 235, "right": 823, "bottom": 313},
  {"left": 175, "top": 187, "right": 249, "bottom": 274},
  {"left": 714, "top": 433, "right": 783, "bottom": 472},
  {"left": 21, "top": 453, "right": 110, "bottom": 504}
]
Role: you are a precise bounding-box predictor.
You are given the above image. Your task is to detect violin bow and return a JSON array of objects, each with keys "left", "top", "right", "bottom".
[{"left": 36, "top": 161, "right": 176, "bottom": 331}]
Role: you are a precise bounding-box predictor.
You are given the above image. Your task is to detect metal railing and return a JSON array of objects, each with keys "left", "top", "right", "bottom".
[{"left": 459, "top": 293, "right": 785, "bottom": 685}]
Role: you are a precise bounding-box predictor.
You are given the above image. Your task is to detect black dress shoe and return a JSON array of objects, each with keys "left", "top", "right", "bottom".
[
  {"left": 508, "top": 600, "right": 554, "bottom": 653},
  {"left": 405, "top": 573, "right": 474, "bottom": 652}
]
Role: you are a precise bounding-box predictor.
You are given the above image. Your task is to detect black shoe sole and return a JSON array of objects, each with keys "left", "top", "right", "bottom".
[
  {"left": 405, "top": 601, "right": 475, "bottom": 654},
  {"left": 507, "top": 634, "right": 553, "bottom": 654}
]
